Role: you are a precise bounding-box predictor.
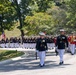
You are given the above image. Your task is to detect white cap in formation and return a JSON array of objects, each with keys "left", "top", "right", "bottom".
[
  {"left": 60, "top": 29, "right": 65, "bottom": 32},
  {"left": 39, "top": 32, "right": 45, "bottom": 36}
]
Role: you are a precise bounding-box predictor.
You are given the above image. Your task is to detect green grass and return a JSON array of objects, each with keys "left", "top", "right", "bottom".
[
  {"left": 5, "top": 26, "right": 21, "bottom": 39},
  {"left": 0, "top": 50, "right": 25, "bottom": 61}
]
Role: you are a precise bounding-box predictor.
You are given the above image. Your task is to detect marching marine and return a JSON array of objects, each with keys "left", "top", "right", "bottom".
[
  {"left": 55, "top": 29, "right": 68, "bottom": 65},
  {"left": 69, "top": 32, "right": 76, "bottom": 55},
  {"left": 36, "top": 32, "right": 48, "bottom": 67}
]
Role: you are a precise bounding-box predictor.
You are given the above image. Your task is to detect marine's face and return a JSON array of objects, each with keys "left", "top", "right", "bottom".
[
  {"left": 60, "top": 31, "right": 65, "bottom": 35},
  {"left": 40, "top": 35, "right": 45, "bottom": 38}
]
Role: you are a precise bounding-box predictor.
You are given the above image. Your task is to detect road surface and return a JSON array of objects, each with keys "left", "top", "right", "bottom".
[{"left": 0, "top": 48, "right": 76, "bottom": 75}]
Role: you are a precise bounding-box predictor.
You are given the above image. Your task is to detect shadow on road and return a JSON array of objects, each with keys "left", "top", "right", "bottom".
[{"left": 0, "top": 51, "right": 71, "bottom": 72}]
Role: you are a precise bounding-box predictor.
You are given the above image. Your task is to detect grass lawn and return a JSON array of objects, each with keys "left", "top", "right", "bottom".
[
  {"left": 0, "top": 50, "right": 25, "bottom": 61},
  {"left": 5, "top": 26, "right": 21, "bottom": 39}
]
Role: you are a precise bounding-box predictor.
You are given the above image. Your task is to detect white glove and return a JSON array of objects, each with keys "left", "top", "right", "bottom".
[
  {"left": 66, "top": 47, "right": 68, "bottom": 51},
  {"left": 36, "top": 50, "right": 39, "bottom": 52},
  {"left": 55, "top": 47, "right": 57, "bottom": 50},
  {"left": 46, "top": 50, "right": 48, "bottom": 52}
]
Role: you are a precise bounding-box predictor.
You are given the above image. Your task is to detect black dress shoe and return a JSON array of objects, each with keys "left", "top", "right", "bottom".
[
  {"left": 40, "top": 65, "right": 43, "bottom": 67},
  {"left": 40, "top": 64, "right": 45, "bottom": 67},
  {"left": 71, "top": 53, "right": 74, "bottom": 55},
  {"left": 59, "top": 61, "right": 64, "bottom": 65}
]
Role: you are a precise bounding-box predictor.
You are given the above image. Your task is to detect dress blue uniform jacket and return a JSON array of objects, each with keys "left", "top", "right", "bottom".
[
  {"left": 36, "top": 38, "right": 48, "bottom": 51},
  {"left": 56, "top": 35, "right": 68, "bottom": 49}
]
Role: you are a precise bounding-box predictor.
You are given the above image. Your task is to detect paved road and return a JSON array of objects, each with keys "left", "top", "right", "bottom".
[{"left": 0, "top": 49, "right": 76, "bottom": 75}]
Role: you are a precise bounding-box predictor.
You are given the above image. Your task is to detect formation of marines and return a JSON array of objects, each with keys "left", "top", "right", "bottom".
[{"left": 0, "top": 36, "right": 55, "bottom": 49}]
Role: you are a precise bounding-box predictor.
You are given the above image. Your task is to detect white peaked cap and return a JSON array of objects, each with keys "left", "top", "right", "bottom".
[
  {"left": 60, "top": 29, "right": 65, "bottom": 32},
  {"left": 39, "top": 32, "right": 45, "bottom": 36}
]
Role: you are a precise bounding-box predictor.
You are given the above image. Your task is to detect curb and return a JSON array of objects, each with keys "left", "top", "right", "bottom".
[
  {"left": 0, "top": 58, "right": 12, "bottom": 65},
  {"left": 0, "top": 54, "right": 25, "bottom": 65}
]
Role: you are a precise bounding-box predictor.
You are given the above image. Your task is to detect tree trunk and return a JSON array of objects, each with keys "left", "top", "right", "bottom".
[
  {"left": 0, "top": 14, "right": 4, "bottom": 33},
  {"left": 14, "top": 0, "right": 24, "bottom": 43}
]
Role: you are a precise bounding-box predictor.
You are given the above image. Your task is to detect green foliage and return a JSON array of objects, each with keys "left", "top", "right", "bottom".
[
  {"left": 66, "top": 0, "right": 76, "bottom": 31},
  {"left": 0, "top": 0, "right": 16, "bottom": 32},
  {"left": 35, "top": 0, "right": 53, "bottom": 12},
  {"left": 23, "top": 0, "right": 76, "bottom": 35},
  {"left": 46, "top": 6, "right": 67, "bottom": 33},
  {"left": 24, "top": 12, "right": 53, "bottom": 35},
  {"left": 0, "top": 0, "right": 76, "bottom": 35}
]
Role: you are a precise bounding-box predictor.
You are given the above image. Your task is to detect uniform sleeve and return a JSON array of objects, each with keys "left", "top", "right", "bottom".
[
  {"left": 55, "top": 37, "right": 58, "bottom": 47},
  {"left": 65, "top": 36, "right": 68, "bottom": 47},
  {"left": 36, "top": 39, "right": 39, "bottom": 50},
  {"left": 45, "top": 39, "right": 48, "bottom": 50}
]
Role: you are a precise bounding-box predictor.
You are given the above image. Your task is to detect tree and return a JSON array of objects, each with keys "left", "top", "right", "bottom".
[
  {"left": 66, "top": 0, "right": 76, "bottom": 32},
  {"left": 10, "top": 0, "right": 34, "bottom": 42},
  {"left": 0, "top": 0, "right": 16, "bottom": 34},
  {"left": 46, "top": 6, "right": 67, "bottom": 33},
  {"left": 24, "top": 12, "right": 53, "bottom": 35},
  {"left": 35, "top": 0, "right": 53, "bottom": 12}
]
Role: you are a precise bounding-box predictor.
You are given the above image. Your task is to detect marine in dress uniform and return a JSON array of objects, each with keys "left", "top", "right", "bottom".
[
  {"left": 5, "top": 38, "right": 9, "bottom": 48},
  {"left": 17, "top": 38, "right": 21, "bottom": 48},
  {"left": 9, "top": 37, "right": 14, "bottom": 48},
  {"left": 67, "top": 35, "right": 71, "bottom": 53},
  {"left": 0, "top": 39, "right": 5, "bottom": 48},
  {"left": 36, "top": 32, "right": 48, "bottom": 67},
  {"left": 69, "top": 32, "right": 76, "bottom": 55},
  {"left": 55, "top": 29, "right": 68, "bottom": 65}
]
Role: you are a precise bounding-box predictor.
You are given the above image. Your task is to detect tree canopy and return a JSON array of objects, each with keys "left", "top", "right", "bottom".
[
  {"left": 0, "top": 0, "right": 16, "bottom": 33},
  {"left": 0, "top": 0, "right": 76, "bottom": 36}
]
